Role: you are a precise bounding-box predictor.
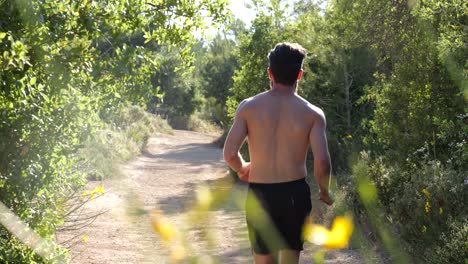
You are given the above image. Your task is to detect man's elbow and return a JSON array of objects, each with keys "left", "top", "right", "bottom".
[{"left": 223, "top": 149, "right": 237, "bottom": 163}]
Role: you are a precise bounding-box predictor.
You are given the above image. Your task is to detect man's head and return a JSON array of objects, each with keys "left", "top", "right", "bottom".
[{"left": 268, "top": 42, "right": 307, "bottom": 86}]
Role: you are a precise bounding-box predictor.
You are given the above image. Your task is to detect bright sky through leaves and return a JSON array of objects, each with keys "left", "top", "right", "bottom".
[{"left": 229, "top": 0, "right": 256, "bottom": 27}]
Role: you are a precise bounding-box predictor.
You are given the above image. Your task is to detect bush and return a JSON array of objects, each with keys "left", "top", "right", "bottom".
[
  {"left": 81, "top": 105, "right": 172, "bottom": 180},
  {"left": 169, "top": 113, "right": 222, "bottom": 134},
  {"left": 355, "top": 156, "right": 468, "bottom": 264},
  {"left": 186, "top": 114, "right": 222, "bottom": 134},
  {"left": 199, "top": 97, "right": 229, "bottom": 127},
  {"left": 432, "top": 220, "right": 468, "bottom": 264},
  {"left": 390, "top": 162, "right": 466, "bottom": 263},
  {"left": 77, "top": 129, "right": 139, "bottom": 180},
  {"left": 108, "top": 105, "right": 172, "bottom": 148}
]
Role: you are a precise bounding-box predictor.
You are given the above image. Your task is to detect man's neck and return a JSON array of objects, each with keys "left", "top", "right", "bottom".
[{"left": 270, "top": 83, "right": 297, "bottom": 95}]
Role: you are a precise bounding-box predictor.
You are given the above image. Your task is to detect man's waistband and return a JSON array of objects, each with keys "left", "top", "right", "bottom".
[{"left": 248, "top": 177, "right": 307, "bottom": 190}]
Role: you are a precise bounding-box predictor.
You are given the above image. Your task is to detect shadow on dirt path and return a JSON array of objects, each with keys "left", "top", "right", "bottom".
[{"left": 57, "top": 130, "right": 364, "bottom": 264}]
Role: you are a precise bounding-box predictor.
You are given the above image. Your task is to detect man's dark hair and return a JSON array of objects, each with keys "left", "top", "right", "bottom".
[{"left": 268, "top": 42, "right": 307, "bottom": 86}]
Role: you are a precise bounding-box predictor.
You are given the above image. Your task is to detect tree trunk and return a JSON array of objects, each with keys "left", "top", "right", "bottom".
[{"left": 343, "top": 55, "right": 353, "bottom": 134}]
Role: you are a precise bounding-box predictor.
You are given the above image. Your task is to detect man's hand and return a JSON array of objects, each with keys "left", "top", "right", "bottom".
[
  {"left": 319, "top": 191, "right": 334, "bottom": 206},
  {"left": 238, "top": 162, "right": 251, "bottom": 182}
]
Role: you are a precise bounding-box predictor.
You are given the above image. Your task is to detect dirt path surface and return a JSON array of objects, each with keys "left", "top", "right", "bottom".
[{"left": 58, "top": 130, "right": 363, "bottom": 264}]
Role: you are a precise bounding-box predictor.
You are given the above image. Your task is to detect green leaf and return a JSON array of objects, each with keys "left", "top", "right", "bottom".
[{"left": 39, "top": 92, "right": 50, "bottom": 103}]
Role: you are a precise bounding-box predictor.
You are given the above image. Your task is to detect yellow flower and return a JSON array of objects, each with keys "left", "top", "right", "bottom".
[
  {"left": 81, "top": 185, "right": 105, "bottom": 200},
  {"left": 303, "top": 215, "right": 354, "bottom": 249},
  {"left": 325, "top": 216, "right": 354, "bottom": 249},
  {"left": 196, "top": 185, "right": 213, "bottom": 210},
  {"left": 303, "top": 224, "right": 329, "bottom": 246},
  {"left": 82, "top": 234, "right": 88, "bottom": 243},
  {"left": 150, "top": 210, "right": 176, "bottom": 242},
  {"left": 170, "top": 244, "right": 186, "bottom": 261},
  {"left": 425, "top": 201, "right": 431, "bottom": 213},
  {"left": 421, "top": 188, "right": 430, "bottom": 198},
  {"left": 95, "top": 185, "right": 105, "bottom": 195},
  {"left": 345, "top": 134, "right": 353, "bottom": 139}
]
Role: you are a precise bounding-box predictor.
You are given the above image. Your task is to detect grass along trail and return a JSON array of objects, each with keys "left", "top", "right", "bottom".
[{"left": 57, "top": 130, "right": 363, "bottom": 263}]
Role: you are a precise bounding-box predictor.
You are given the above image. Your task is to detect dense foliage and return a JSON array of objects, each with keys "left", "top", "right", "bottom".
[
  {"left": 0, "top": 0, "right": 466, "bottom": 263},
  {"left": 222, "top": 0, "right": 466, "bottom": 263},
  {"left": 0, "top": 0, "right": 228, "bottom": 262}
]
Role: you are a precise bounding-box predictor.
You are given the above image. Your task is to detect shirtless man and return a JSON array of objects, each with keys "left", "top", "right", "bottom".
[{"left": 223, "top": 42, "right": 333, "bottom": 264}]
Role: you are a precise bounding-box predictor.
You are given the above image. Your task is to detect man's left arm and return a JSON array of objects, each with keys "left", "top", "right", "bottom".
[{"left": 223, "top": 102, "right": 249, "bottom": 180}]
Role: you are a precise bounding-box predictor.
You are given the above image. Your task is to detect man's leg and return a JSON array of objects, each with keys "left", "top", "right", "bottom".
[
  {"left": 278, "top": 250, "right": 300, "bottom": 264},
  {"left": 254, "top": 252, "right": 277, "bottom": 264}
]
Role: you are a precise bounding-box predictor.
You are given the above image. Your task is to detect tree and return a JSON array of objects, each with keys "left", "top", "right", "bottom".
[
  {"left": 197, "top": 28, "right": 242, "bottom": 125},
  {"left": 227, "top": 0, "right": 290, "bottom": 120},
  {"left": 333, "top": 0, "right": 467, "bottom": 164},
  {"left": 269, "top": 0, "right": 378, "bottom": 171},
  {"left": 323, "top": 1, "right": 467, "bottom": 262},
  {"left": 149, "top": 48, "right": 202, "bottom": 118},
  {"left": 0, "top": 0, "right": 229, "bottom": 262}
]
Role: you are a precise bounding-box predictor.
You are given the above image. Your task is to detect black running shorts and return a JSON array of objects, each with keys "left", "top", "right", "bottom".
[{"left": 245, "top": 178, "right": 312, "bottom": 254}]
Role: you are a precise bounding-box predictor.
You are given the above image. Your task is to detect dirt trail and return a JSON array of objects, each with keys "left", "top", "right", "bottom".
[{"left": 58, "top": 130, "right": 363, "bottom": 264}]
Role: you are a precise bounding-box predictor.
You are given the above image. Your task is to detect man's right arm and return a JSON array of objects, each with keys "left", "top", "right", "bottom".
[
  {"left": 223, "top": 100, "right": 250, "bottom": 181},
  {"left": 309, "top": 110, "right": 333, "bottom": 205}
]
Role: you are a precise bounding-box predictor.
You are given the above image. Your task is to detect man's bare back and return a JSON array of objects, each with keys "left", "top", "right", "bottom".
[
  {"left": 236, "top": 89, "right": 327, "bottom": 183},
  {"left": 223, "top": 42, "right": 332, "bottom": 264}
]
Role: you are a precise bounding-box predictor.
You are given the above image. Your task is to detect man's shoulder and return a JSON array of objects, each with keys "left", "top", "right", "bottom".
[
  {"left": 250, "top": 91, "right": 269, "bottom": 101},
  {"left": 238, "top": 92, "right": 267, "bottom": 107},
  {"left": 238, "top": 96, "right": 254, "bottom": 109},
  {"left": 295, "top": 95, "right": 325, "bottom": 117},
  {"left": 236, "top": 95, "right": 257, "bottom": 115}
]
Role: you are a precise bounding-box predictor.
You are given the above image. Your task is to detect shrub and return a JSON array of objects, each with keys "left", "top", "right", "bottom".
[
  {"left": 358, "top": 156, "right": 468, "bottom": 264},
  {"left": 390, "top": 162, "right": 466, "bottom": 263},
  {"left": 108, "top": 105, "right": 172, "bottom": 147},
  {"left": 169, "top": 113, "right": 222, "bottom": 134},
  {"left": 432, "top": 219, "right": 468, "bottom": 264},
  {"left": 186, "top": 114, "right": 222, "bottom": 134},
  {"left": 80, "top": 105, "right": 172, "bottom": 180},
  {"left": 77, "top": 129, "right": 139, "bottom": 180},
  {"left": 199, "top": 97, "right": 229, "bottom": 127}
]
